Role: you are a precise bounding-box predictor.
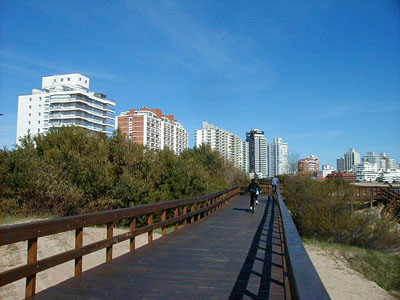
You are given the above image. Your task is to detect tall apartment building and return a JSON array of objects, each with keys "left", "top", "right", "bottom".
[
  {"left": 336, "top": 158, "right": 345, "bottom": 172},
  {"left": 344, "top": 148, "right": 361, "bottom": 171},
  {"left": 380, "top": 153, "right": 398, "bottom": 170},
  {"left": 16, "top": 73, "right": 115, "bottom": 142},
  {"left": 298, "top": 155, "right": 320, "bottom": 175},
  {"left": 268, "top": 138, "right": 289, "bottom": 177},
  {"left": 195, "top": 122, "right": 249, "bottom": 173},
  {"left": 116, "top": 108, "right": 188, "bottom": 155},
  {"left": 363, "top": 152, "right": 385, "bottom": 169},
  {"left": 246, "top": 129, "right": 267, "bottom": 178}
]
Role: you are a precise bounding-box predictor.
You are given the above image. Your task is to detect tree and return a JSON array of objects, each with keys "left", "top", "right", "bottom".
[{"left": 288, "top": 151, "right": 300, "bottom": 174}]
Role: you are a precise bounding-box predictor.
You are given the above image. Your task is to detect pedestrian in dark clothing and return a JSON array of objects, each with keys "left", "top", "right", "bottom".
[{"left": 248, "top": 179, "right": 261, "bottom": 213}]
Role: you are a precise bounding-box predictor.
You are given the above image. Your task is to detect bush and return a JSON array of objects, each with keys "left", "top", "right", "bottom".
[
  {"left": 0, "top": 127, "right": 248, "bottom": 217},
  {"left": 283, "top": 175, "right": 400, "bottom": 250}
]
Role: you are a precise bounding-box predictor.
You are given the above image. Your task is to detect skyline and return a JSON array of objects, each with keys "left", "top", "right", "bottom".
[{"left": 1, "top": 1, "right": 399, "bottom": 167}]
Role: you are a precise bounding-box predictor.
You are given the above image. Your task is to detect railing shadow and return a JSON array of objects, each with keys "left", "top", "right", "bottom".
[{"left": 229, "top": 196, "right": 280, "bottom": 300}]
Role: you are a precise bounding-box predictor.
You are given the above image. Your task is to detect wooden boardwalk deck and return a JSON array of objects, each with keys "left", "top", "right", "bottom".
[{"left": 32, "top": 195, "right": 288, "bottom": 300}]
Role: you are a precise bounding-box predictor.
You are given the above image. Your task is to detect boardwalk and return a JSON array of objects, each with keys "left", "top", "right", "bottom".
[{"left": 32, "top": 195, "right": 288, "bottom": 300}]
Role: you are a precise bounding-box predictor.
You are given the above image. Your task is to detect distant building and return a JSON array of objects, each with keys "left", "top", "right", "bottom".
[
  {"left": 16, "top": 73, "right": 115, "bottom": 143},
  {"left": 380, "top": 153, "right": 397, "bottom": 170},
  {"left": 196, "top": 122, "right": 249, "bottom": 173},
  {"left": 362, "top": 152, "right": 385, "bottom": 170},
  {"left": 380, "top": 170, "right": 400, "bottom": 183},
  {"left": 268, "top": 137, "right": 288, "bottom": 177},
  {"left": 298, "top": 155, "right": 320, "bottom": 175},
  {"left": 353, "top": 162, "right": 379, "bottom": 182},
  {"left": 336, "top": 158, "right": 345, "bottom": 172},
  {"left": 326, "top": 171, "right": 357, "bottom": 182},
  {"left": 317, "top": 164, "right": 336, "bottom": 178},
  {"left": 116, "top": 108, "right": 188, "bottom": 155},
  {"left": 344, "top": 148, "right": 361, "bottom": 171},
  {"left": 246, "top": 129, "right": 267, "bottom": 178}
]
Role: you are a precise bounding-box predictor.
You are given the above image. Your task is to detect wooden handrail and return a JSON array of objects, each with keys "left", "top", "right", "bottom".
[
  {"left": 276, "top": 191, "right": 330, "bottom": 300},
  {"left": 0, "top": 186, "right": 240, "bottom": 298}
]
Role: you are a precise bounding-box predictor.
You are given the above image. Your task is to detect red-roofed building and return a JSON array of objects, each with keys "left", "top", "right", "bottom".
[
  {"left": 116, "top": 107, "right": 188, "bottom": 155},
  {"left": 298, "top": 155, "right": 320, "bottom": 175}
]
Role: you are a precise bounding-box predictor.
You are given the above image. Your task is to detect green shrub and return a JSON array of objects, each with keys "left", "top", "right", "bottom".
[
  {"left": 284, "top": 175, "right": 400, "bottom": 250},
  {"left": 0, "top": 127, "right": 248, "bottom": 217}
]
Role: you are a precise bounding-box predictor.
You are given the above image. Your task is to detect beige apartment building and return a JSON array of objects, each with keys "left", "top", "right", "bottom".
[{"left": 116, "top": 107, "right": 188, "bottom": 155}]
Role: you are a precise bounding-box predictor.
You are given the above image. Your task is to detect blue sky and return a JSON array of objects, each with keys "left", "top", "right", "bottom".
[{"left": 0, "top": 0, "right": 399, "bottom": 166}]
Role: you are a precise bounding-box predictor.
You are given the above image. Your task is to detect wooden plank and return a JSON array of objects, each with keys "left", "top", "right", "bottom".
[
  {"left": 106, "top": 222, "right": 113, "bottom": 262},
  {"left": 0, "top": 191, "right": 240, "bottom": 288},
  {"left": 148, "top": 214, "right": 154, "bottom": 243},
  {"left": 174, "top": 208, "right": 179, "bottom": 231},
  {"left": 74, "top": 228, "right": 83, "bottom": 276},
  {"left": 25, "top": 238, "right": 37, "bottom": 298},
  {"left": 161, "top": 210, "right": 167, "bottom": 237},
  {"left": 130, "top": 218, "right": 136, "bottom": 252}
]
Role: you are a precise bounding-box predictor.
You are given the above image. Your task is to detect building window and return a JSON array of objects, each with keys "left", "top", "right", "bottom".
[
  {"left": 38, "top": 121, "right": 40, "bottom": 124},
  {"left": 85, "top": 80, "right": 87, "bottom": 83},
  {"left": 54, "top": 79, "right": 56, "bottom": 82},
  {"left": 79, "top": 78, "right": 82, "bottom": 81},
  {"left": 38, "top": 129, "right": 40, "bottom": 133},
  {"left": 38, "top": 113, "right": 41, "bottom": 116},
  {"left": 27, "top": 129, "right": 30, "bottom": 133},
  {"left": 28, "top": 113, "right": 31, "bottom": 117},
  {"left": 61, "top": 78, "right": 64, "bottom": 82},
  {"left": 39, "top": 105, "right": 41, "bottom": 108},
  {"left": 67, "top": 77, "right": 70, "bottom": 81},
  {"left": 39, "top": 97, "right": 41, "bottom": 100},
  {"left": 29, "top": 98, "right": 32, "bottom": 101},
  {"left": 28, "top": 121, "right": 31, "bottom": 125}
]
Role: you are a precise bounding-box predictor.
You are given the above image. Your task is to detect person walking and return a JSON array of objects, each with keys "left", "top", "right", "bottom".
[
  {"left": 271, "top": 176, "right": 280, "bottom": 198},
  {"left": 248, "top": 178, "right": 261, "bottom": 213}
]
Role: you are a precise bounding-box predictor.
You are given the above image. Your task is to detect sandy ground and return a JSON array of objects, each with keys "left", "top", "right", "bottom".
[
  {"left": 0, "top": 227, "right": 161, "bottom": 300},
  {"left": 305, "top": 244, "right": 396, "bottom": 300},
  {"left": 1, "top": 224, "right": 396, "bottom": 300}
]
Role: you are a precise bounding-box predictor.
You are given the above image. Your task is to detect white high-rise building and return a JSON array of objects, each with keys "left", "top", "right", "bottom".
[
  {"left": 16, "top": 73, "right": 115, "bottom": 142},
  {"left": 246, "top": 129, "right": 267, "bottom": 178},
  {"left": 353, "top": 162, "right": 379, "bottom": 182},
  {"left": 268, "top": 137, "right": 289, "bottom": 177},
  {"left": 363, "top": 152, "right": 385, "bottom": 170},
  {"left": 344, "top": 148, "right": 361, "bottom": 171},
  {"left": 195, "top": 122, "right": 249, "bottom": 173}
]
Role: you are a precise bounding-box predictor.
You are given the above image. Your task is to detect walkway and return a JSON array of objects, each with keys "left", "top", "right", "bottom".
[{"left": 32, "top": 195, "right": 288, "bottom": 300}]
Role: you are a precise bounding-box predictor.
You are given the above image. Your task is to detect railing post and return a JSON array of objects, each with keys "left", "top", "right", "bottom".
[
  {"left": 162, "top": 210, "right": 167, "bottom": 237},
  {"left": 148, "top": 214, "right": 154, "bottom": 243},
  {"left": 183, "top": 206, "right": 188, "bottom": 226},
  {"left": 25, "top": 238, "right": 37, "bottom": 298},
  {"left": 174, "top": 207, "right": 179, "bottom": 231},
  {"left": 130, "top": 218, "right": 136, "bottom": 252},
  {"left": 191, "top": 204, "right": 196, "bottom": 224},
  {"left": 75, "top": 228, "right": 83, "bottom": 276},
  {"left": 106, "top": 222, "right": 113, "bottom": 262}
]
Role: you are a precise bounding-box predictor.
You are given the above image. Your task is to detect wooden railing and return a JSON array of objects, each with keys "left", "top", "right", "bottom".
[
  {"left": 276, "top": 191, "right": 330, "bottom": 300},
  {"left": 0, "top": 186, "right": 240, "bottom": 298}
]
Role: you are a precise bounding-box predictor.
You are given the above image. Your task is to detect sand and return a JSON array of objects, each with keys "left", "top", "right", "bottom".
[
  {"left": 1, "top": 226, "right": 396, "bottom": 300},
  {"left": 305, "top": 244, "right": 396, "bottom": 300}
]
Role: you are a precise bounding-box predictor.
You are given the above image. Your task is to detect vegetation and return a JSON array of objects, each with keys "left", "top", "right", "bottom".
[
  {"left": 0, "top": 126, "right": 248, "bottom": 217},
  {"left": 282, "top": 175, "right": 400, "bottom": 250},
  {"left": 304, "top": 238, "right": 400, "bottom": 295}
]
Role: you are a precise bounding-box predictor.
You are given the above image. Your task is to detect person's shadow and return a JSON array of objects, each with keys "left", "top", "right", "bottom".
[{"left": 229, "top": 196, "right": 284, "bottom": 299}]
